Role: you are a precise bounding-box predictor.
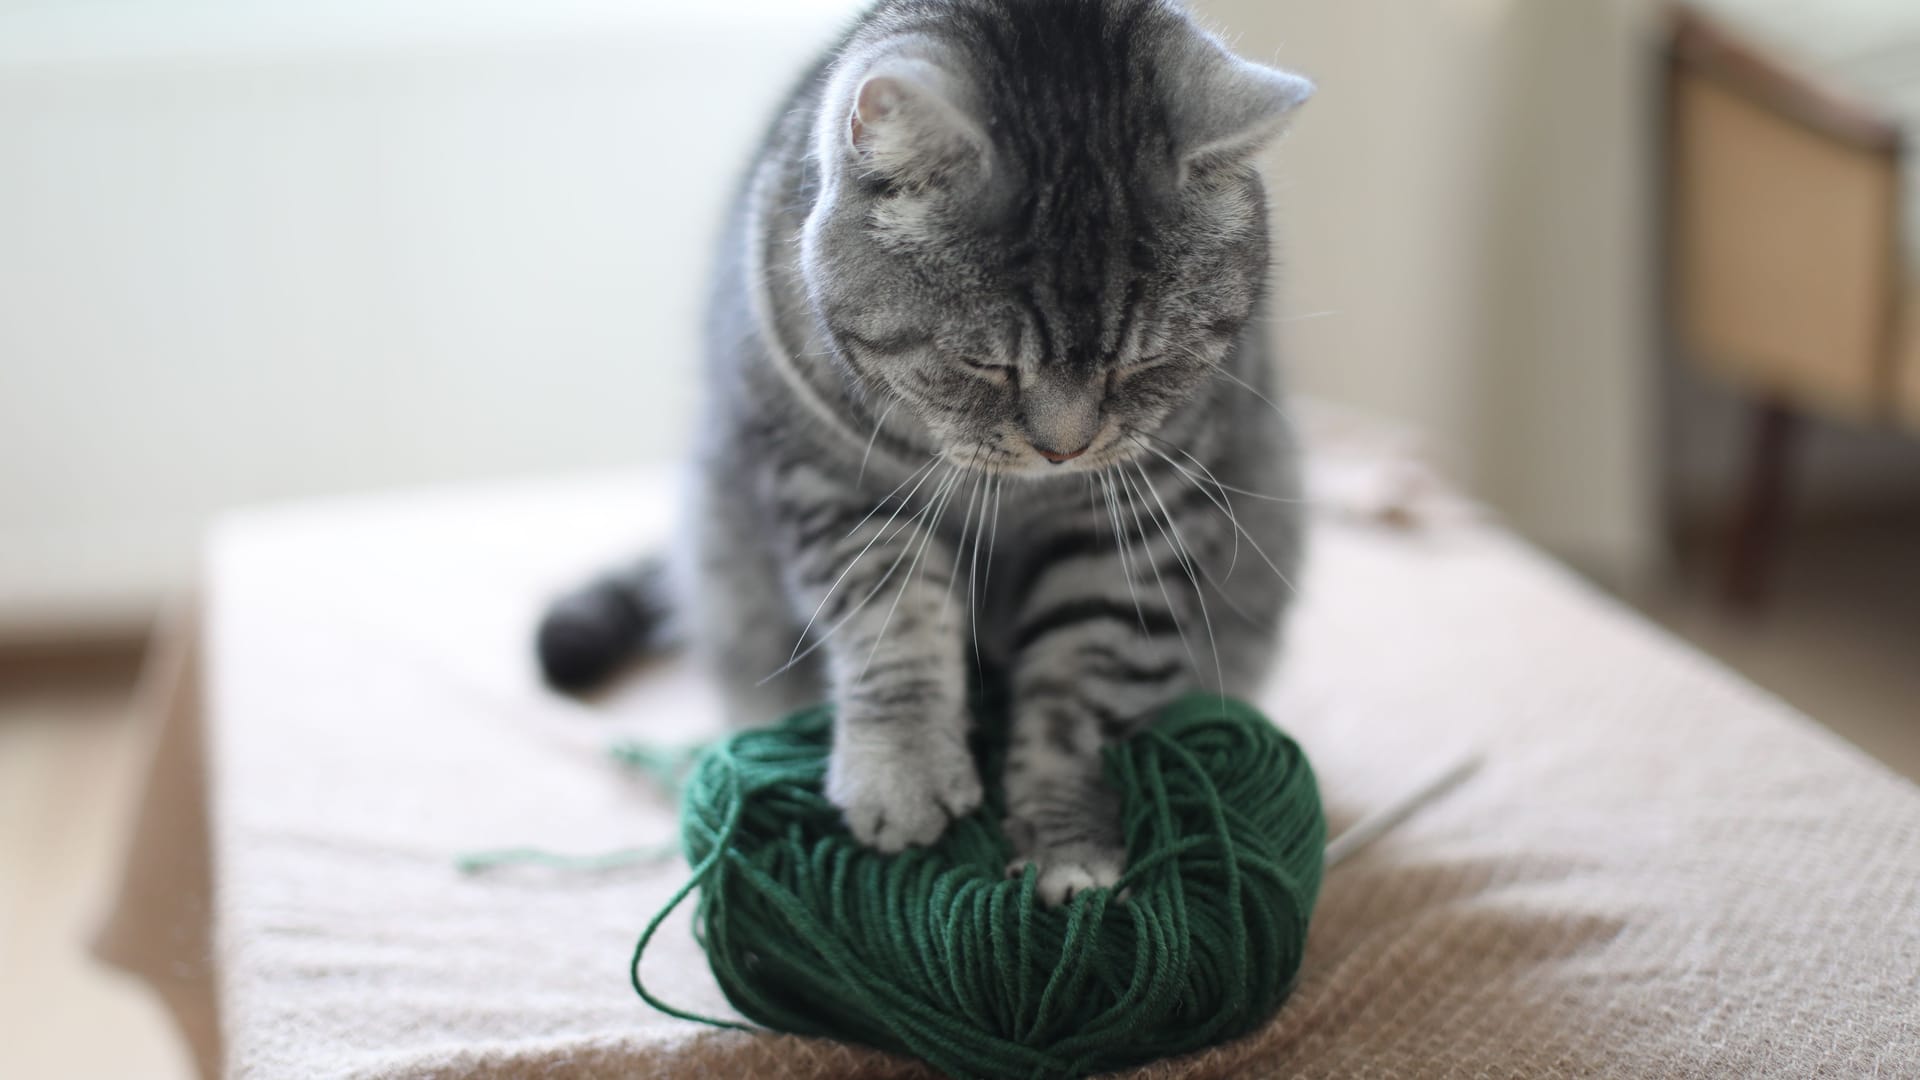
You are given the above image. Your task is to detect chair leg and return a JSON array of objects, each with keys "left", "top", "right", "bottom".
[{"left": 1720, "top": 399, "right": 1798, "bottom": 610}]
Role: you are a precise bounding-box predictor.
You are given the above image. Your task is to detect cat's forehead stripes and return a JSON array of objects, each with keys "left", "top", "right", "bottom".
[{"left": 931, "top": 0, "right": 1173, "bottom": 375}]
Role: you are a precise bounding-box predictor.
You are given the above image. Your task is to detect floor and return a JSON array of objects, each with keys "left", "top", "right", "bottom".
[
  {"left": 0, "top": 518, "right": 1915, "bottom": 1080},
  {"left": 1637, "top": 511, "right": 1920, "bottom": 781},
  {"left": 0, "top": 649, "right": 197, "bottom": 1080}
]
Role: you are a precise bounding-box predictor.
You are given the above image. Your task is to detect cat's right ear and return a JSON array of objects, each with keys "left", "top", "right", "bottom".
[
  {"left": 1167, "top": 30, "right": 1313, "bottom": 183},
  {"left": 843, "top": 58, "right": 990, "bottom": 187}
]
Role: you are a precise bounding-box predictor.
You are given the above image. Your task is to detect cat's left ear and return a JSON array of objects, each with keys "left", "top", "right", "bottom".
[
  {"left": 843, "top": 55, "right": 991, "bottom": 188},
  {"left": 1170, "top": 35, "right": 1314, "bottom": 176}
]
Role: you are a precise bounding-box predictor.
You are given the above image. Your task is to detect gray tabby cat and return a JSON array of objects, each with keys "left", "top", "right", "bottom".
[{"left": 539, "top": 0, "right": 1310, "bottom": 904}]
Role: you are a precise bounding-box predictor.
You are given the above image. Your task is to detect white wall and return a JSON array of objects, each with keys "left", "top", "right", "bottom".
[
  {"left": 1201, "top": 0, "right": 1506, "bottom": 470},
  {"left": 1, "top": 0, "right": 1669, "bottom": 636},
  {"left": 1208, "top": 0, "right": 1665, "bottom": 584},
  {"left": 0, "top": 1, "right": 856, "bottom": 634}
]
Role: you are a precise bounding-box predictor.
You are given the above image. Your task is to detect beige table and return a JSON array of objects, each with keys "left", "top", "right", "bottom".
[{"left": 100, "top": 442, "right": 1920, "bottom": 1077}]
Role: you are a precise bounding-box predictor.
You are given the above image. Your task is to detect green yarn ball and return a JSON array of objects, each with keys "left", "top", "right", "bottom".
[{"left": 632, "top": 695, "right": 1325, "bottom": 1080}]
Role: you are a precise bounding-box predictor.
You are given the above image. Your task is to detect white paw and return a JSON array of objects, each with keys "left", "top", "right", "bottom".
[
  {"left": 827, "top": 734, "right": 982, "bottom": 853},
  {"left": 1008, "top": 846, "right": 1127, "bottom": 905}
]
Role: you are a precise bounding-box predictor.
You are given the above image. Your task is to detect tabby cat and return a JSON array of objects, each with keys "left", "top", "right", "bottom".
[{"left": 539, "top": 0, "right": 1310, "bottom": 903}]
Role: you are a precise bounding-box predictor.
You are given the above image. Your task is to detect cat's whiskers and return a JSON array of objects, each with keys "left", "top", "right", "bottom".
[
  {"left": 1143, "top": 431, "right": 1304, "bottom": 505},
  {"left": 1114, "top": 466, "right": 1199, "bottom": 675},
  {"left": 856, "top": 396, "right": 901, "bottom": 487},
  {"left": 1208, "top": 363, "right": 1299, "bottom": 426},
  {"left": 1184, "top": 476, "right": 1303, "bottom": 504},
  {"left": 790, "top": 457, "right": 942, "bottom": 664},
  {"left": 1098, "top": 470, "right": 1151, "bottom": 636},
  {"left": 1128, "top": 455, "right": 1260, "bottom": 628},
  {"left": 941, "top": 447, "right": 989, "bottom": 622},
  {"left": 843, "top": 456, "right": 941, "bottom": 541},
  {"left": 982, "top": 474, "right": 1004, "bottom": 601},
  {"left": 763, "top": 461, "right": 954, "bottom": 683},
  {"left": 1135, "top": 437, "right": 1299, "bottom": 599},
  {"left": 859, "top": 461, "right": 967, "bottom": 679},
  {"left": 1125, "top": 459, "right": 1224, "bottom": 695},
  {"left": 1137, "top": 433, "right": 1240, "bottom": 575},
  {"left": 966, "top": 473, "right": 995, "bottom": 674}
]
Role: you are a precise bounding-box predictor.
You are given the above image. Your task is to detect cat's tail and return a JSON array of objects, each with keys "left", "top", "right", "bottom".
[{"left": 535, "top": 554, "right": 681, "bottom": 692}]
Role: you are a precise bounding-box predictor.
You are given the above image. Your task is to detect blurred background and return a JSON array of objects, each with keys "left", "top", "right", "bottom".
[{"left": 3, "top": 0, "right": 1917, "bottom": 1075}]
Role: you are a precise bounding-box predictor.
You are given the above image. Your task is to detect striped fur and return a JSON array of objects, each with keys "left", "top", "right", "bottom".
[{"left": 542, "top": 0, "right": 1310, "bottom": 904}]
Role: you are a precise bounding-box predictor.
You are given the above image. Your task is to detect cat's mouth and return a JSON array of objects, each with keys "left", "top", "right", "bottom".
[
  {"left": 1045, "top": 441, "right": 1147, "bottom": 478},
  {"left": 948, "top": 426, "right": 1145, "bottom": 478}
]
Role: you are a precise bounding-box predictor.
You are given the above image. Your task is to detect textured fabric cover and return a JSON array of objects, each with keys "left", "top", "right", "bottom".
[{"left": 102, "top": 434, "right": 1920, "bottom": 1077}]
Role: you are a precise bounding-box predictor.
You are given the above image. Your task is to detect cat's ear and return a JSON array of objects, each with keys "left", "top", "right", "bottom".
[
  {"left": 844, "top": 58, "right": 990, "bottom": 187},
  {"left": 1170, "top": 36, "right": 1313, "bottom": 176}
]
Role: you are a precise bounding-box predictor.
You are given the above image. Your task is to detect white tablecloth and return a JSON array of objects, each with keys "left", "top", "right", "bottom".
[{"left": 99, "top": 435, "right": 1920, "bottom": 1077}]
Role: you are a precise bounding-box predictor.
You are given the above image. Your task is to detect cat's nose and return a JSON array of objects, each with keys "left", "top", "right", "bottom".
[{"left": 1033, "top": 439, "right": 1090, "bottom": 464}]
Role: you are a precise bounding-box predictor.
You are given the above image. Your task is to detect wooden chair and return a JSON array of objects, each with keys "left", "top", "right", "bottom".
[{"left": 1665, "top": 6, "right": 1920, "bottom": 606}]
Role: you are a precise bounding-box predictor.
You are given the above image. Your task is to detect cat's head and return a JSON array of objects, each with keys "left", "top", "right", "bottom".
[{"left": 800, "top": 0, "right": 1310, "bottom": 476}]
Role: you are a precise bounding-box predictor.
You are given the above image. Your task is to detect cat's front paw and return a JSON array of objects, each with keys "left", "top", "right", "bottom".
[
  {"left": 1007, "top": 843, "right": 1127, "bottom": 905},
  {"left": 1004, "top": 781, "right": 1128, "bottom": 904},
  {"left": 827, "top": 732, "right": 982, "bottom": 853}
]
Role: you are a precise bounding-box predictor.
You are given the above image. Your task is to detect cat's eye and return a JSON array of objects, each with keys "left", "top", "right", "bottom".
[
  {"left": 957, "top": 356, "right": 1014, "bottom": 382},
  {"left": 1114, "top": 356, "right": 1167, "bottom": 381}
]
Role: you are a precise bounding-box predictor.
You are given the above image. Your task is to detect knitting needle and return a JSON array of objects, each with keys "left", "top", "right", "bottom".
[{"left": 1323, "top": 751, "right": 1482, "bottom": 870}]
